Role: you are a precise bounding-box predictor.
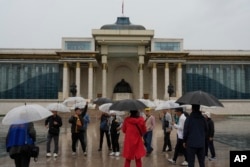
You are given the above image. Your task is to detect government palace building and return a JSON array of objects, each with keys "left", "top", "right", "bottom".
[{"left": 1, "top": 16, "right": 250, "bottom": 115}]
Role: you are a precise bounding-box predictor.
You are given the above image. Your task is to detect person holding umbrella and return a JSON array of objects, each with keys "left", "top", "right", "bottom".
[
  {"left": 68, "top": 102, "right": 88, "bottom": 156},
  {"left": 45, "top": 110, "right": 63, "bottom": 158},
  {"left": 6, "top": 122, "right": 36, "bottom": 167},
  {"left": 122, "top": 110, "right": 147, "bottom": 167},
  {"left": 183, "top": 105, "right": 208, "bottom": 167}
]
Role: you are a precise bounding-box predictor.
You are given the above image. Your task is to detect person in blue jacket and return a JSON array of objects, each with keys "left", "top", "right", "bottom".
[{"left": 6, "top": 122, "right": 36, "bottom": 167}]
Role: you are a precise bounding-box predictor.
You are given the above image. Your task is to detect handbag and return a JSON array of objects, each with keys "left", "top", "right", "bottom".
[
  {"left": 25, "top": 126, "right": 39, "bottom": 161},
  {"left": 29, "top": 145, "right": 39, "bottom": 161}
]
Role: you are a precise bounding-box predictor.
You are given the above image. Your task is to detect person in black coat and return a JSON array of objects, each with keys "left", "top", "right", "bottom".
[
  {"left": 183, "top": 105, "right": 208, "bottom": 167},
  {"left": 45, "top": 111, "right": 62, "bottom": 157},
  {"left": 203, "top": 111, "right": 216, "bottom": 160},
  {"left": 69, "top": 102, "right": 88, "bottom": 155}
]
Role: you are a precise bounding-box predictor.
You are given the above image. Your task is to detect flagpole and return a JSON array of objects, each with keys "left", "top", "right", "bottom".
[{"left": 122, "top": 0, "right": 124, "bottom": 16}]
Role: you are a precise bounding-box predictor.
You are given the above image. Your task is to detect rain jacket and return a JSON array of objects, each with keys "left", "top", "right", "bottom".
[
  {"left": 183, "top": 110, "right": 208, "bottom": 148},
  {"left": 122, "top": 116, "right": 146, "bottom": 160}
]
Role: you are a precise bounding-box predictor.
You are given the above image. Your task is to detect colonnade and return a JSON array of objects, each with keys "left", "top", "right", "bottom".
[{"left": 62, "top": 60, "right": 183, "bottom": 100}]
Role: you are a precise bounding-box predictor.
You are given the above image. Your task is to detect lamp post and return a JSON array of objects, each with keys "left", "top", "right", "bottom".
[{"left": 167, "top": 83, "right": 174, "bottom": 100}]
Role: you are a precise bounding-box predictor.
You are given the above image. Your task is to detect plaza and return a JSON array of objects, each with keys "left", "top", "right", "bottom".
[{"left": 1, "top": 111, "right": 250, "bottom": 167}]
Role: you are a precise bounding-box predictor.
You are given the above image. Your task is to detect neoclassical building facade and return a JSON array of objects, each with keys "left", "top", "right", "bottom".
[{"left": 1, "top": 16, "right": 250, "bottom": 114}]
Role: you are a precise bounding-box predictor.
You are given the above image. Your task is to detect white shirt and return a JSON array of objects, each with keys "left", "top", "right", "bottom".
[{"left": 173, "top": 113, "right": 186, "bottom": 139}]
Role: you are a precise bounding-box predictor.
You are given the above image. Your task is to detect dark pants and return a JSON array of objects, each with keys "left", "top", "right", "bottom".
[
  {"left": 205, "top": 139, "right": 216, "bottom": 158},
  {"left": 71, "top": 132, "right": 86, "bottom": 152},
  {"left": 14, "top": 153, "right": 31, "bottom": 167},
  {"left": 187, "top": 146, "right": 205, "bottom": 167},
  {"left": 46, "top": 133, "right": 59, "bottom": 153},
  {"left": 173, "top": 138, "right": 187, "bottom": 162},
  {"left": 162, "top": 131, "right": 172, "bottom": 151},
  {"left": 99, "top": 129, "right": 111, "bottom": 149},
  {"left": 111, "top": 131, "right": 120, "bottom": 152}
]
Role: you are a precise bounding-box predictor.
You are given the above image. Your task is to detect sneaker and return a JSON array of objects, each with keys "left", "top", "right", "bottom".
[
  {"left": 46, "top": 153, "right": 51, "bottom": 157},
  {"left": 109, "top": 152, "right": 115, "bottom": 156},
  {"left": 209, "top": 157, "right": 217, "bottom": 161},
  {"left": 181, "top": 161, "right": 188, "bottom": 166},
  {"left": 83, "top": 152, "right": 87, "bottom": 156},
  {"left": 53, "top": 153, "right": 58, "bottom": 157},
  {"left": 115, "top": 152, "right": 120, "bottom": 156},
  {"left": 168, "top": 159, "right": 176, "bottom": 164},
  {"left": 72, "top": 152, "right": 76, "bottom": 156}
]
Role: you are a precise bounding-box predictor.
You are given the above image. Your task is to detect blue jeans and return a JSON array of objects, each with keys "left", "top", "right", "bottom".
[{"left": 143, "top": 130, "right": 153, "bottom": 153}]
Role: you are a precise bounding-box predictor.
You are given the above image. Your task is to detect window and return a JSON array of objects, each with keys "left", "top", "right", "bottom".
[
  {"left": 183, "top": 64, "right": 250, "bottom": 99},
  {"left": 0, "top": 63, "right": 62, "bottom": 99},
  {"left": 154, "top": 42, "right": 180, "bottom": 51},
  {"left": 65, "top": 41, "right": 91, "bottom": 50}
]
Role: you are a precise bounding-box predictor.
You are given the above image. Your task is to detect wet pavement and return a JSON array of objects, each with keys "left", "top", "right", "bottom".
[{"left": 1, "top": 111, "right": 250, "bottom": 167}]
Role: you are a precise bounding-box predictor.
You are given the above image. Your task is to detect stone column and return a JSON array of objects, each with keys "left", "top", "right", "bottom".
[
  {"left": 88, "top": 62, "right": 93, "bottom": 100},
  {"left": 62, "top": 62, "right": 69, "bottom": 99},
  {"left": 75, "top": 62, "right": 81, "bottom": 97},
  {"left": 102, "top": 55, "right": 107, "bottom": 97},
  {"left": 152, "top": 63, "right": 157, "bottom": 100},
  {"left": 176, "top": 63, "right": 182, "bottom": 97},
  {"left": 139, "top": 64, "right": 143, "bottom": 98},
  {"left": 102, "top": 63, "right": 107, "bottom": 97},
  {"left": 139, "top": 55, "right": 144, "bottom": 99},
  {"left": 164, "top": 63, "right": 170, "bottom": 100}
]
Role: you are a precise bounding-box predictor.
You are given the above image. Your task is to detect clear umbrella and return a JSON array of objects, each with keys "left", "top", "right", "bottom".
[
  {"left": 2, "top": 104, "right": 52, "bottom": 125},
  {"left": 46, "top": 103, "right": 70, "bottom": 113}
]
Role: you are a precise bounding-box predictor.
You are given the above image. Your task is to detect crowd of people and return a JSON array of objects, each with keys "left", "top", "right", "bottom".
[{"left": 5, "top": 100, "right": 217, "bottom": 167}]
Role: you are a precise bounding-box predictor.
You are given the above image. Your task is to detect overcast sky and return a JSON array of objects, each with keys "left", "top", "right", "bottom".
[{"left": 1, "top": 0, "right": 250, "bottom": 50}]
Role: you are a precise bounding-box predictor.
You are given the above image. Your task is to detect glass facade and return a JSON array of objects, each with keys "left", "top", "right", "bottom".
[
  {"left": 183, "top": 64, "right": 250, "bottom": 99},
  {"left": 154, "top": 42, "right": 180, "bottom": 51},
  {"left": 0, "top": 63, "right": 62, "bottom": 99},
  {"left": 65, "top": 41, "right": 91, "bottom": 50}
]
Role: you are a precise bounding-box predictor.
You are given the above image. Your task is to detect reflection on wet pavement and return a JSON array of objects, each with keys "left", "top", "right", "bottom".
[{"left": 1, "top": 113, "right": 250, "bottom": 167}]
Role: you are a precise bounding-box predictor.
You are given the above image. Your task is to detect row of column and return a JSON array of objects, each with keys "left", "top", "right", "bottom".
[
  {"left": 151, "top": 62, "right": 182, "bottom": 100},
  {"left": 101, "top": 54, "right": 183, "bottom": 100},
  {"left": 62, "top": 60, "right": 183, "bottom": 100},
  {"left": 62, "top": 62, "right": 93, "bottom": 100}
]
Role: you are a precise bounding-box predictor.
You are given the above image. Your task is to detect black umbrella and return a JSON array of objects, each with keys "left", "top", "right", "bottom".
[
  {"left": 176, "top": 90, "right": 224, "bottom": 107},
  {"left": 93, "top": 97, "right": 113, "bottom": 106},
  {"left": 109, "top": 99, "right": 148, "bottom": 111}
]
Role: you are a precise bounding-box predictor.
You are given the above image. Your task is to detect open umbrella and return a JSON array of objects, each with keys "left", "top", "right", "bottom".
[
  {"left": 2, "top": 104, "right": 52, "bottom": 125},
  {"left": 109, "top": 99, "right": 147, "bottom": 111},
  {"left": 99, "top": 103, "right": 125, "bottom": 115},
  {"left": 70, "top": 102, "right": 87, "bottom": 110},
  {"left": 137, "top": 99, "right": 156, "bottom": 109},
  {"left": 176, "top": 90, "right": 224, "bottom": 107},
  {"left": 93, "top": 97, "right": 113, "bottom": 106},
  {"left": 63, "top": 96, "right": 86, "bottom": 107},
  {"left": 46, "top": 103, "right": 70, "bottom": 113},
  {"left": 155, "top": 100, "right": 180, "bottom": 111}
]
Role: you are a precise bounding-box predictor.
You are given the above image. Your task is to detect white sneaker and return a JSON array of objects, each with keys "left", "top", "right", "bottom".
[
  {"left": 46, "top": 153, "right": 52, "bottom": 157},
  {"left": 109, "top": 152, "right": 115, "bottom": 156},
  {"left": 72, "top": 152, "right": 76, "bottom": 156},
  {"left": 181, "top": 161, "right": 188, "bottom": 166},
  {"left": 209, "top": 157, "right": 217, "bottom": 161},
  {"left": 115, "top": 152, "right": 120, "bottom": 156},
  {"left": 168, "top": 159, "right": 176, "bottom": 164},
  {"left": 84, "top": 152, "right": 87, "bottom": 156},
  {"left": 53, "top": 153, "right": 58, "bottom": 157}
]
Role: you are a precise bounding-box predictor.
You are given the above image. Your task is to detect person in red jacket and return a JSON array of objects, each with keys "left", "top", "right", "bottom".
[{"left": 122, "top": 110, "right": 147, "bottom": 167}]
